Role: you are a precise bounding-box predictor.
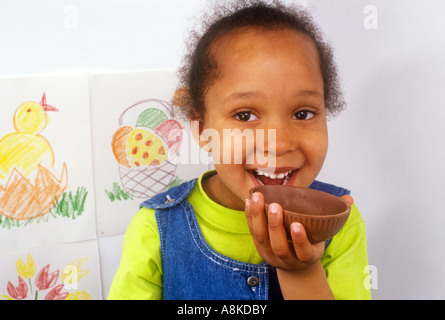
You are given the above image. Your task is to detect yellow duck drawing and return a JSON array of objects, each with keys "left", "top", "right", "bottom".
[{"left": 0, "top": 93, "right": 58, "bottom": 179}]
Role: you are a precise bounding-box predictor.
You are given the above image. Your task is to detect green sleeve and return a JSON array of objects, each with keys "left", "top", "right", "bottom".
[
  {"left": 108, "top": 207, "right": 163, "bottom": 300},
  {"left": 321, "top": 203, "right": 372, "bottom": 300}
]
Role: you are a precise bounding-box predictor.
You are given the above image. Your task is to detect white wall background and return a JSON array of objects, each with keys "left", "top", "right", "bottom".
[{"left": 1, "top": 0, "right": 444, "bottom": 299}]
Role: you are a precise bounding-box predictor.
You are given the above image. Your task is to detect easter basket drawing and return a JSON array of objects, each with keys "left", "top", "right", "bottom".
[{"left": 111, "top": 99, "right": 183, "bottom": 199}]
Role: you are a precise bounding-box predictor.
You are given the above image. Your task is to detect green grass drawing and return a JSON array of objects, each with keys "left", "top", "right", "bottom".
[
  {"left": 49, "top": 186, "right": 88, "bottom": 219},
  {"left": 105, "top": 182, "right": 133, "bottom": 202}
]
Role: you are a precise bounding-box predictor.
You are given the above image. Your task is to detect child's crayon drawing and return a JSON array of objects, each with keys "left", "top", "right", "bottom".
[
  {"left": 0, "top": 93, "right": 87, "bottom": 228},
  {"left": 0, "top": 163, "right": 67, "bottom": 221},
  {"left": 108, "top": 98, "right": 184, "bottom": 200},
  {"left": 0, "top": 93, "right": 57, "bottom": 179},
  {"left": 0, "top": 253, "right": 91, "bottom": 300}
]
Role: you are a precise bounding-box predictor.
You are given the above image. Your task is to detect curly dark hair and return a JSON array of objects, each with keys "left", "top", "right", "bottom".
[{"left": 175, "top": 0, "right": 345, "bottom": 119}]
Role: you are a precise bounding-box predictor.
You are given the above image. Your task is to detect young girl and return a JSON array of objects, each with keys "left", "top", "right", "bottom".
[{"left": 109, "top": 0, "right": 370, "bottom": 300}]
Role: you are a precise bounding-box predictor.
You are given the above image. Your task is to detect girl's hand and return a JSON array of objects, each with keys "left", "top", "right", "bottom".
[
  {"left": 245, "top": 191, "right": 320, "bottom": 271},
  {"left": 245, "top": 192, "right": 353, "bottom": 299},
  {"left": 245, "top": 192, "right": 354, "bottom": 272}
]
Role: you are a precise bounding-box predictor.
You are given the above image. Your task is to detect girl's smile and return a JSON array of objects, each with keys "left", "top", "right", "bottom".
[
  {"left": 248, "top": 167, "right": 299, "bottom": 186},
  {"left": 197, "top": 27, "right": 328, "bottom": 210}
]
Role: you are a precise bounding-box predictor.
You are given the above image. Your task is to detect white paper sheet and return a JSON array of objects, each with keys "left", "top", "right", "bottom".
[
  {"left": 0, "top": 240, "right": 102, "bottom": 300},
  {"left": 91, "top": 69, "right": 209, "bottom": 236},
  {"left": 0, "top": 74, "right": 97, "bottom": 253}
]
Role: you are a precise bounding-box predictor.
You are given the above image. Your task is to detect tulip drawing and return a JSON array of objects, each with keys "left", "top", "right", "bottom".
[
  {"left": 35, "top": 264, "right": 59, "bottom": 291},
  {"left": 44, "top": 284, "right": 68, "bottom": 300},
  {"left": 16, "top": 254, "right": 37, "bottom": 279},
  {"left": 62, "top": 257, "right": 90, "bottom": 287},
  {"left": 7, "top": 276, "right": 28, "bottom": 300},
  {"left": 2, "top": 253, "right": 91, "bottom": 300},
  {"left": 16, "top": 254, "right": 37, "bottom": 297}
]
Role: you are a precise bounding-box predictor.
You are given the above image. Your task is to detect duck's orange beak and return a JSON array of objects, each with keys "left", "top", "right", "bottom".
[
  {"left": 43, "top": 104, "right": 58, "bottom": 112},
  {"left": 40, "top": 92, "right": 59, "bottom": 112}
]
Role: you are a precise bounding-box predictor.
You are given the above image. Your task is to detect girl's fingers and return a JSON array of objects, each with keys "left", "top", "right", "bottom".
[
  {"left": 341, "top": 195, "right": 354, "bottom": 205},
  {"left": 248, "top": 192, "right": 270, "bottom": 247},
  {"left": 290, "top": 222, "right": 324, "bottom": 263},
  {"left": 267, "top": 203, "right": 292, "bottom": 260},
  {"left": 245, "top": 194, "right": 326, "bottom": 269},
  {"left": 244, "top": 198, "right": 253, "bottom": 228}
]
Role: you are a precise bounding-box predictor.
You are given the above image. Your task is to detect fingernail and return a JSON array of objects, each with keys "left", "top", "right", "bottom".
[
  {"left": 252, "top": 193, "right": 259, "bottom": 203},
  {"left": 269, "top": 203, "right": 278, "bottom": 214},
  {"left": 245, "top": 199, "right": 250, "bottom": 207},
  {"left": 292, "top": 223, "right": 301, "bottom": 233}
]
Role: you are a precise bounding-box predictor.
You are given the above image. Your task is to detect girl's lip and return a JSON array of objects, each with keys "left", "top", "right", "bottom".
[
  {"left": 274, "top": 167, "right": 297, "bottom": 174},
  {"left": 248, "top": 170, "right": 262, "bottom": 187}
]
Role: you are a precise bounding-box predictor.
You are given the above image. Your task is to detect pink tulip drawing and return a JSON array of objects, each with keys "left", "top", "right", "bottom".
[
  {"left": 44, "top": 284, "right": 68, "bottom": 300},
  {"left": 35, "top": 264, "right": 59, "bottom": 291},
  {"left": 7, "top": 276, "right": 28, "bottom": 300}
]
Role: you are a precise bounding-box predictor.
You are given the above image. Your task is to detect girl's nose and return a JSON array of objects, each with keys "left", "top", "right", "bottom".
[
  {"left": 275, "top": 123, "right": 299, "bottom": 155},
  {"left": 259, "top": 119, "right": 298, "bottom": 157}
]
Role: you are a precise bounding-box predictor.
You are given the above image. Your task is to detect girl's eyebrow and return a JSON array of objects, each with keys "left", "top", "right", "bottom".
[
  {"left": 223, "top": 90, "right": 263, "bottom": 103},
  {"left": 296, "top": 90, "right": 324, "bottom": 98},
  {"left": 223, "top": 89, "right": 323, "bottom": 103}
]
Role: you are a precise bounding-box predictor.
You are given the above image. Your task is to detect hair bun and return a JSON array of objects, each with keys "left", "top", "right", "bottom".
[{"left": 172, "top": 87, "right": 191, "bottom": 108}]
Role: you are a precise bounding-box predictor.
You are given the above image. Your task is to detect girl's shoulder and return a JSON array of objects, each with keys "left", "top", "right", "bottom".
[
  {"left": 139, "top": 178, "right": 198, "bottom": 210},
  {"left": 309, "top": 180, "right": 350, "bottom": 197}
]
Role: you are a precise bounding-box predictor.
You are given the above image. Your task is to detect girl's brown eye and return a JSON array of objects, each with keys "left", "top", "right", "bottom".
[
  {"left": 234, "top": 111, "right": 258, "bottom": 121},
  {"left": 294, "top": 110, "right": 315, "bottom": 120}
]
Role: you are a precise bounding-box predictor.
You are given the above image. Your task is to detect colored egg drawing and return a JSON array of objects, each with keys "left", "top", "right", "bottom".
[
  {"left": 154, "top": 119, "right": 183, "bottom": 157},
  {"left": 111, "top": 107, "right": 183, "bottom": 168}
]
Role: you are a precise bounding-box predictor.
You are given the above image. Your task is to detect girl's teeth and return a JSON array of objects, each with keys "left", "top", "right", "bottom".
[
  {"left": 253, "top": 169, "right": 294, "bottom": 186},
  {"left": 254, "top": 169, "right": 293, "bottom": 180},
  {"left": 282, "top": 174, "right": 290, "bottom": 185}
]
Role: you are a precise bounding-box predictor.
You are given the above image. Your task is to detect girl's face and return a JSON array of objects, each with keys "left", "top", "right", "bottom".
[{"left": 199, "top": 28, "right": 328, "bottom": 210}]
